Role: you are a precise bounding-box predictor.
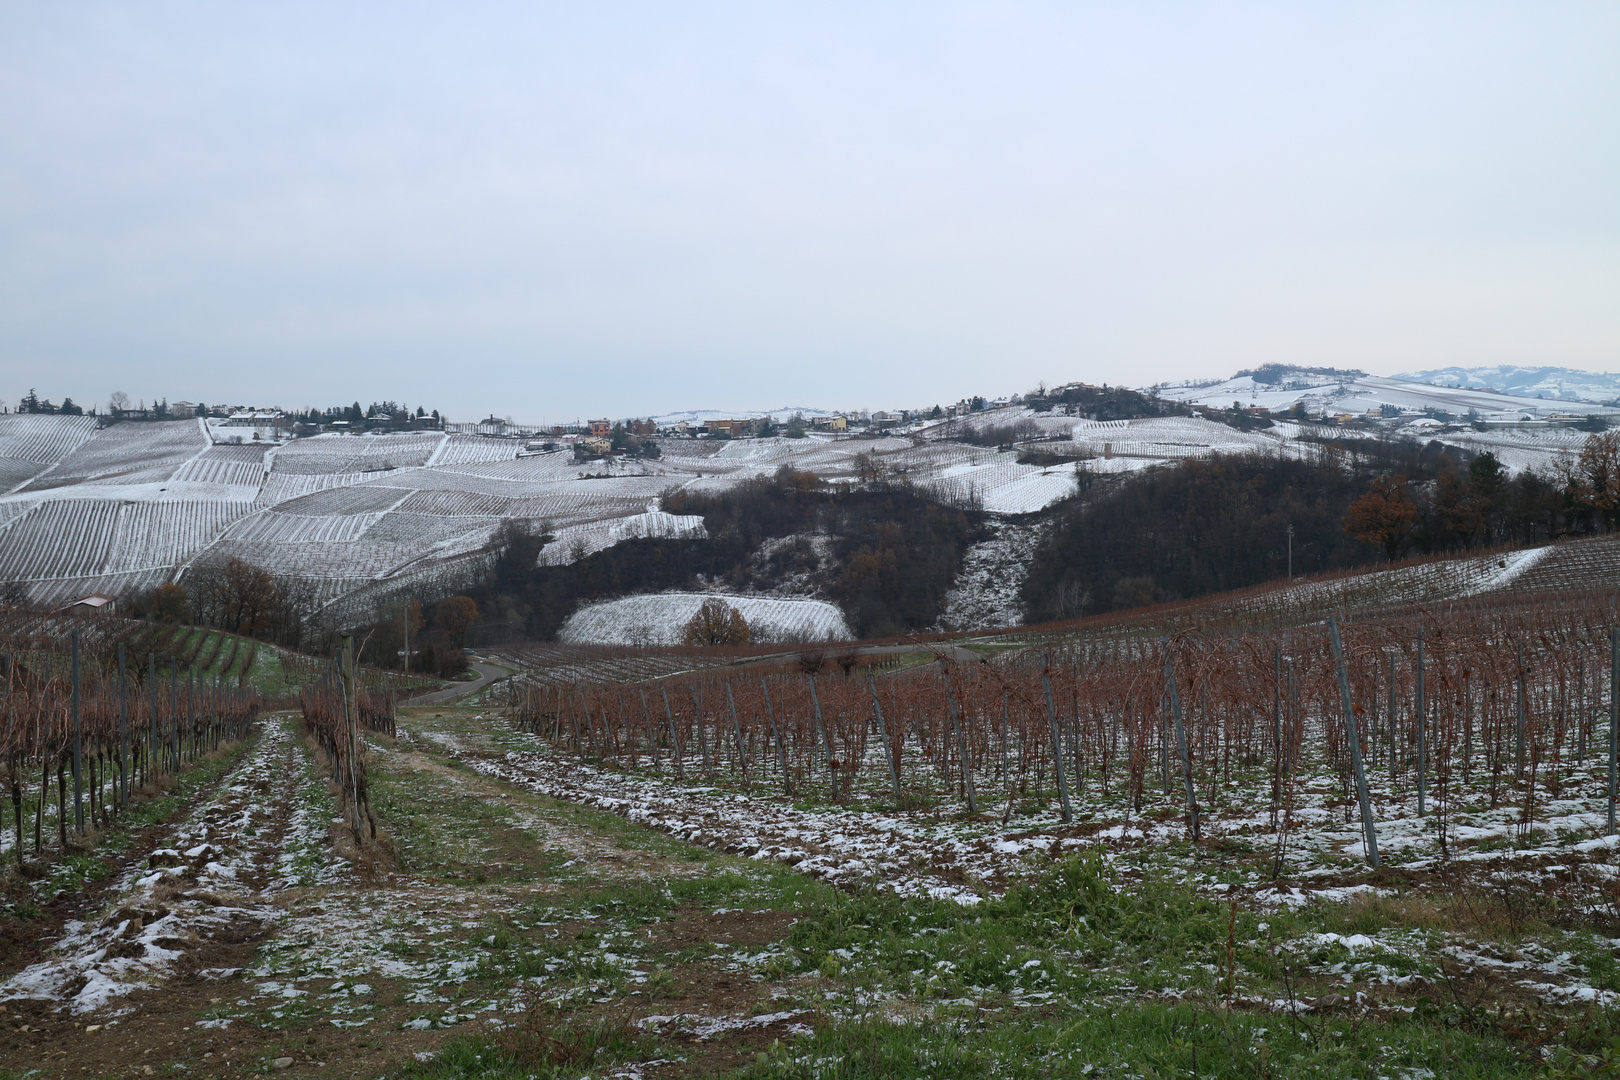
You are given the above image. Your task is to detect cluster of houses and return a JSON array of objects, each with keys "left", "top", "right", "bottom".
[{"left": 451, "top": 396, "right": 1019, "bottom": 458}]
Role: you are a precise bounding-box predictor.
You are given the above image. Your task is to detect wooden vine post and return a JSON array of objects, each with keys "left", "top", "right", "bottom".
[
  {"left": 1416, "top": 630, "right": 1426, "bottom": 817},
  {"left": 1327, "top": 615, "right": 1380, "bottom": 869},
  {"left": 1162, "top": 641, "right": 1198, "bottom": 843},
  {"left": 1040, "top": 658, "right": 1073, "bottom": 824},
  {"left": 147, "top": 653, "right": 157, "bottom": 779},
  {"left": 1387, "top": 654, "right": 1397, "bottom": 781},
  {"left": 168, "top": 660, "right": 178, "bottom": 773},
  {"left": 341, "top": 634, "right": 362, "bottom": 842},
  {"left": 724, "top": 682, "right": 747, "bottom": 786},
  {"left": 637, "top": 689, "right": 659, "bottom": 771},
  {"left": 866, "top": 672, "right": 904, "bottom": 805},
  {"left": 1515, "top": 641, "right": 1527, "bottom": 780},
  {"left": 942, "top": 666, "right": 977, "bottom": 814},
  {"left": 70, "top": 629, "right": 83, "bottom": 834},
  {"left": 689, "top": 685, "right": 712, "bottom": 778},
  {"left": 760, "top": 680, "right": 791, "bottom": 795},
  {"left": 1270, "top": 647, "right": 1282, "bottom": 824},
  {"left": 806, "top": 676, "right": 834, "bottom": 799},
  {"left": 660, "top": 688, "right": 685, "bottom": 781},
  {"left": 1609, "top": 628, "right": 1618, "bottom": 836},
  {"left": 117, "top": 642, "right": 129, "bottom": 809}
]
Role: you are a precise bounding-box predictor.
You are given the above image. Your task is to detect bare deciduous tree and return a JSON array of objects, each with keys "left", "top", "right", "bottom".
[
  {"left": 682, "top": 598, "right": 750, "bottom": 647},
  {"left": 434, "top": 596, "right": 478, "bottom": 647},
  {"left": 188, "top": 558, "right": 282, "bottom": 636}
]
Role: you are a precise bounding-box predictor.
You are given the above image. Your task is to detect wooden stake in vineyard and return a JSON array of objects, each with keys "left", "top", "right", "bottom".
[
  {"left": 942, "top": 667, "right": 977, "bottom": 814},
  {"left": 342, "top": 634, "right": 362, "bottom": 842},
  {"left": 71, "top": 629, "right": 83, "bottom": 835},
  {"left": 690, "top": 685, "right": 712, "bottom": 778},
  {"left": 117, "top": 642, "right": 128, "bottom": 809},
  {"left": 724, "top": 681, "right": 747, "bottom": 787},
  {"left": 1387, "top": 653, "right": 1397, "bottom": 781},
  {"left": 660, "top": 687, "right": 684, "bottom": 781},
  {"left": 1270, "top": 646, "right": 1282, "bottom": 827},
  {"left": 1161, "top": 641, "right": 1198, "bottom": 843},
  {"left": 807, "top": 676, "right": 833, "bottom": 798},
  {"left": 866, "top": 672, "right": 904, "bottom": 805},
  {"left": 1609, "top": 628, "right": 1618, "bottom": 837},
  {"left": 1515, "top": 641, "right": 1527, "bottom": 781},
  {"left": 1040, "top": 660, "right": 1073, "bottom": 823},
  {"left": 760, "top": 679, "right": 790, "bottom": 795},
  {"left": 1416, "top": 630, "right": 1426, "bottom": 818},
  {"left": 1328, "top": 615, "right": 1380, "bottom": 869}
]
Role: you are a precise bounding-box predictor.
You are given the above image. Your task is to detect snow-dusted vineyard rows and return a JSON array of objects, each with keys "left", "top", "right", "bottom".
[
  {"left": 425, "top": 432, "right": 521, "bottom": 466},
  {"left": 1199, "top": 538, "right": 1615, "bottom": 625},
  {"left": 537, "top": 509, "right": 708, "bottom": 566},
  {"left": 0, "top": 409, "right": 1606, "bottom": 616},
  {"left": 1427, "top": 427, "right": 1591, "bottom": 475},
  {"left": 0, "top": 413, "right": 102, "bottom": 458},
  {"left": 172, "top": 443, "right": 271, "bottom": 486},
  {"left": 269, "top": 430, "right": 443, "bottom": 474},
  {"left": 1062, "top": 415, "right": 1309, "bottom": 464},
  {"left": 0, "top": 499, "right": 251, "bottom": 591},
  {"left": 451, "top": 714, "right": 1620, "bottom": 990},
  {"left": 489, "top": 642, "right": 736, "bottom": 686},
  {"left": 21, "top": 418, "right": 209, "bottom": 491},
  {"left": 560, "top": 593, "right": 852, "bottom": 646},
  {"left": 1157, "top": 371, "right": 1620, "bottom": 422}
]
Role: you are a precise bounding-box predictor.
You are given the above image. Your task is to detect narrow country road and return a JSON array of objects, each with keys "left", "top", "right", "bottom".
[{"left": 405, "top": 661, "right": 511, "bottom": 705}]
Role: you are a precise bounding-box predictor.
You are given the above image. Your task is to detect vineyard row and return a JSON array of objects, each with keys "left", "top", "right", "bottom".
[
  {"left": 508, "top": 591, "right": 1620, "bottom": 865},
  {"left": 2, "top": 630, "right": 261, "bottom": 871}
]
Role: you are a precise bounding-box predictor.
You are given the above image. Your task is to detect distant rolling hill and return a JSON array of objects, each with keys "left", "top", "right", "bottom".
[{"left": 1392, "top": 365, "right": 1620, "bottom": 405}]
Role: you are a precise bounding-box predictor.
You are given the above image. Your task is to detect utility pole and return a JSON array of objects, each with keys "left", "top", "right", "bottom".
[{"left": 1287, "top": 523, "right": 1294, "bottom": 580}]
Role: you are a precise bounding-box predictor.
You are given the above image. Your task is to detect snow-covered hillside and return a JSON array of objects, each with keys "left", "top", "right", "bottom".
[
  {"left": 4, "top": 399, "right": 1613, "bottom": 624},
  {"left": 559, "top": 593, "right": 851, "bottom": 646},
  {"left": 1394, "top": 365, "right": 1620, "bottom": 405},
  {"left": 1154, "top": 373, "right": 1617, "bottom": 421},
  {"left": 0, "top": 419, "right": 1074, "bottom": 613}
]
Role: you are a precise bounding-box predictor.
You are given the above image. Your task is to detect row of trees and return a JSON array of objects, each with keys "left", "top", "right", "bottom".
[
  {"left": 1028, "top": 432, "right": 1620, "bottom": 625},
  {"left": 125, "top": 559, "right": 312, "bottom": 647},
  {"left": 15, "top": 388, "right": 87, "bottom": 415},
  {"left": 1024, "top": 383, "right": 1189, "bottom": 420},
  {"left": 288, "top": 401, "right": 439, "bottom": 425},
  {"left": 1345, "top": 433, "right": 1620, "bottom": 559}
]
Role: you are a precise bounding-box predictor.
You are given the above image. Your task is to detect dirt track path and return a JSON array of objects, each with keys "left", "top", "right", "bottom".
[
  {"left": 2, "top": 707, "right": 837, "bottom": 1079},
  {"left": 2, "top": 721, "right": 305, "bottom": 994}
]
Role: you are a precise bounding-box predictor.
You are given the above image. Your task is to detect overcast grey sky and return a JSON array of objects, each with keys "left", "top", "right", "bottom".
[{"left": 2, "top": 2, "right": 1616, "bottom": 421}]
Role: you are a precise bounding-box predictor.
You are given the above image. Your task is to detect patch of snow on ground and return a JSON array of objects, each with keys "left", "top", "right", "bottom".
[
  {"left": 936, "top": 517, "right": 1046, "bottom": 631},
  {"left": 0, "top": 719, "right": 338, "bottom": 1015},
  {"left": 537, "top": 508, "right": 707, "bottom": 566},
  {"left": 560, "top": 593, "right": 852, "bottom": 646},
  {"left": 1460, "top": 545, "right": 1552, "bottom": 595}
]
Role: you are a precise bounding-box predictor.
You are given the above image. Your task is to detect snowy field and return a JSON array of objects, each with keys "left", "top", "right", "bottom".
[{"left": 559, "top": 593, "right": 852, "bottom": 646}]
